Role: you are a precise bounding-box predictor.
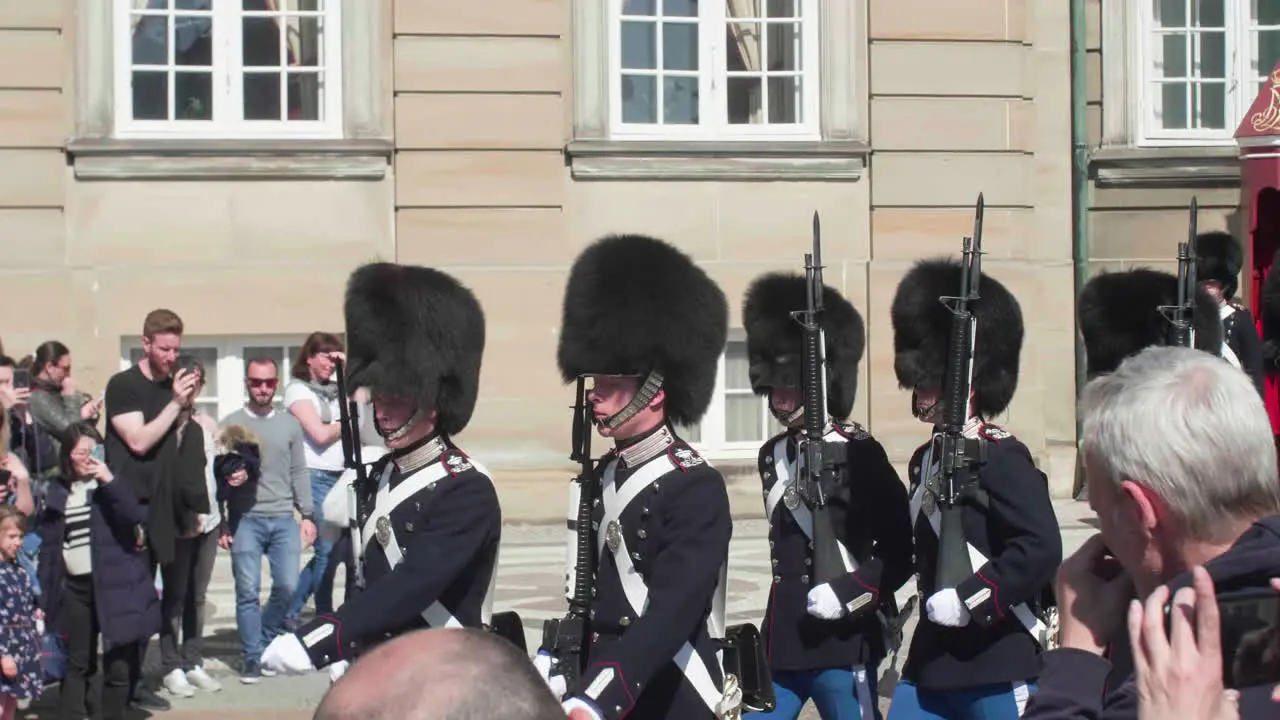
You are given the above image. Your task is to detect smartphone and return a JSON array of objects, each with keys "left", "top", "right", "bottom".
[
  {"left": 12, "top": 368, "right": 28, "bottom": 390},
  {"left": 1169, "top": 589, "right": 1280, "bottom": 689},
  {"left": 90, "top": 445, "right": 105, "bottom": 463}
]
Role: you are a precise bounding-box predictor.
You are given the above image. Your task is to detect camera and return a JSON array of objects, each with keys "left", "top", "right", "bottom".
[{"left": 12, "top": 368, "right": 29, "bottom": 390}]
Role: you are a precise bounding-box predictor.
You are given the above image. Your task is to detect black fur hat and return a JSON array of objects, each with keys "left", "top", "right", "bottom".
[
  {"left": 742, "top": 272, "right": 865, "bottom": 420},
  {"left": 343, "top": 263, "right": 485, "bottom": 436},
  {"left": 890, "top": 259, "right": 1024, "bottom": 418},
  {"left": 1194, "top": 231, "right": 1243, "bottom": 298},
  {"left": 557, "top": 234, "right": 728, "bottom": 427},
  {"left": 1078, "top": 268, "right": 1223, "bottom": 378}
]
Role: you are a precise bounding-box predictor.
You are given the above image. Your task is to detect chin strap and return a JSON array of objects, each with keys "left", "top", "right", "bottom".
[
  {"left": 376, "top": 407, "right": 425, "bottom": 444},
  {"left": 911, "top": 390, "right": 940, "bottom": 420},
  {"left": 599, "top": 371, "right": 665, "bottom": 430},
  {"left": 770, "top": 404, "right": 804, "bottom": 427}
]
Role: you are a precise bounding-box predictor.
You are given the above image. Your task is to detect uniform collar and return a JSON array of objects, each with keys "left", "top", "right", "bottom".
[
  {"left": 932, "top": 416, "right": 984, "bottom": 439},
  {"left": 616, "top": 424, "right": 675, "bottom": 469},
  {"left": 392, "top": 434, "right": 448, "bottom": 476}
]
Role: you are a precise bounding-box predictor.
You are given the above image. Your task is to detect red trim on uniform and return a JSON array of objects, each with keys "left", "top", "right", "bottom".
[
  {"left": 976, "top": 571, "right": 1003, "bottom": 618},
  {"left": 850, "top": 572, "right": 879, "bottom": 599},
  {"left": 442, "top": 449, "right": 470, "bottom": 478},
  {"left": 584, "top": 661, "right": 636, "bottom": 716},
  {"left": 313, "top": 615, "right": 345, "bottom": 660}
]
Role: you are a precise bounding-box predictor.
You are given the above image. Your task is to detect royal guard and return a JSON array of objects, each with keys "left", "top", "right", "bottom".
[
  {"left": 540, "top": 233, "right": 738, "bottom": 720},
  {"left": 742, "top": 272, "right": 914, "bottom": 720},
  {"left": 260, "top": 262, "right": 506, "bottom": 678},
  {"left": 887, "top": 259, "right": 1062, "bottom": 719},
  {"left": 1193, "top": 231, "right": 1266, "bottom": 394}
]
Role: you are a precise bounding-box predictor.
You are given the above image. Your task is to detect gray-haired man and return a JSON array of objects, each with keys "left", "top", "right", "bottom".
[{"left": 1024, "top": 346, "right": 1280, "bottom": 719}]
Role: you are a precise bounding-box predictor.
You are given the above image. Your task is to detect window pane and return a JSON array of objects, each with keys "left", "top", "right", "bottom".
[
  {"left": 1261, "top": 31, "right": 1280, "bottom": 76},
  {"left": 288, "top": 72, "right": 323, "bottom": 120},
  {"left": 1192, "top": 0, "right": 1223, "bottom": 28},
  {"left": 673, "top": 420, "right": 702, "bottom": 443},
  {"left": 726, "top": 394, "right": 763, "bottom": 443},
  {"left": 728, "top": 76, "right": 763, "bottom": 123},
  {"left": 132, "top": 72, "right": 169, "bottom": 120},
  {"left": 767, "top": 0, "right": 797, "bottom": 18},
  {"left": 663, "top": 77, "right": 699, "bottom": 123},
  {"left": 174, "top": 72, "right": 212, "bottom": 120},
  {"left": 768, "top": 22, "right": 801, "bottom": 71},
  {"left": 292, "top": 15, "right": 324, "bottom": 67},
  {"left": 767, "top": 76, "right": 800, "bottom": 123},
  {"left": 174, "top": 15, "right": 213, "bottom": 66},
  {"left": 663, "top": 22, "right": 698, "bottom": 70},
  {"left": 1261, "top": 0, "right": 1280, "bottom": 26},
  {"left": 622, "top": 21, "right": 658, "bottom": 69},
  {"left": 243, "top": 15, "right": 284, "bottom": 66},
  {"left": 622, "top": 0, "right": 657, "bottom": 15},
  {"left": 622, "top": 75, "right": 657, "bottom": 122},
  {"left": 1199, "top": 30, "right": 1226, "bottom": 78},
  {"left": 244, "top": 73, "right": 282, "bottom": 119},
  {"left": 244, "top": 347, "right": 286, "bottom": 376},
  {"left": 727, "top": 23, "right": 762, "bottom": 71},
  {"left": 664, "top": 0, "right": 698, "bottom": 17},
  {"left": 727, "top": 0, "right": 761, "bottom": 19},
  {"left": 132, "top": 15, "right": 169, "bottom": 65},
  {"left": 1196, "top": 82, "right": 1226, "bottom": 129},
  {"left": 1156, "top": 0, "right": 1186, "bottom": 28},
  {"left": 1161, "top": 33, "right": 1188, "bottom": 77},
  {"left": 724, "top": 346, "right": 751, "bottom": 390},
  {"left": 1159, "top": 82, "right": 1190, "bottom": 129}
]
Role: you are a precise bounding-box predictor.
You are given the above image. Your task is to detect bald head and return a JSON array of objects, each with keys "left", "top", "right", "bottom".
[{"left": 314, "top": 629, "right": 566, "bottom": 720}]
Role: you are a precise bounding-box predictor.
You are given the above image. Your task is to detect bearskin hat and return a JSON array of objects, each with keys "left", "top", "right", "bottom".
[
  {"left": 890, "top": 259, "right": 1024, "bottom": 418},
  {"left": 1194, "top": 231, "right": 1243, "bottom": 298},
  {"left": 1078, "top": 268, "right": 1223, "bottom": 378},
  {"left": 343, "top": 263, "right": 485, "bottom": 436},
  {"left": 557, "top": 234, "right": 728, "bottom": 427},
  {"left": 742, "top": 273, "right": 865, "bottom": 420}
]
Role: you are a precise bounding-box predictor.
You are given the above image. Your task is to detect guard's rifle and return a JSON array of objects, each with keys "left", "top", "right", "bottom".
[
  {"left": 1159, "top": 197, "right": 1199, "bottom": 348},
  {"left": 932, "top": 194, "right": 992, "bottom": 592},
  {"left": 333, "top": 358, "right": 369, "bottom": 592},
  {"left": 540, "top": 377, "right": 596, "bottom": 686}
]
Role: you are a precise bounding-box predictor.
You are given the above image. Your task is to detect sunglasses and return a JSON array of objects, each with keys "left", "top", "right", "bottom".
[{"left": 246, "top": 378, "right": 278, "bottom": 389}]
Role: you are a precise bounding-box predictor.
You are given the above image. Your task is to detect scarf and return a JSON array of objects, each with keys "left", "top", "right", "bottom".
[{"left": 296, "top": 378, "right": 340, "bottom": 423}]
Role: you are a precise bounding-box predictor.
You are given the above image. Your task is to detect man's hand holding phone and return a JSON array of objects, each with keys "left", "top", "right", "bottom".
[{"left": 171, "top": 368, "right": 199, "bottom": 407}]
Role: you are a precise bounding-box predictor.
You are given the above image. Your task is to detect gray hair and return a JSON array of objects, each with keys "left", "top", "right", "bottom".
[{"left": 1080, "top": 345, "right": 1280, "bottom": 542}]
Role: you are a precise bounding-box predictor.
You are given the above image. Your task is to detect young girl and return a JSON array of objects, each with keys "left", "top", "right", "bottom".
[{"left": 0, "top": 504, "right": 41, "bottom": 719}]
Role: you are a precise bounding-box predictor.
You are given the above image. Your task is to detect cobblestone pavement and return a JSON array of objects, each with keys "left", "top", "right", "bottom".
[{"left": 20, "top": 501, "right": 1097, "bottom": 720}]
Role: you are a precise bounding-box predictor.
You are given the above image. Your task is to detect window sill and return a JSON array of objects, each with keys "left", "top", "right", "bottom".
[
  {"left": 1088, "top": 145, "right": 1240, "bottom": 189},
  {"left": 66, "top": 138, "right": 394, "bottom": 181},
  {"left": 565, "top": 139, "right": 870, "bottom": 181}
]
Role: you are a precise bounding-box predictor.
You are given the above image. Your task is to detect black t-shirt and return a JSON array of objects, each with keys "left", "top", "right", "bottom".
[{"left": 104, "top": 365, "right": 174, "bottom": 502}]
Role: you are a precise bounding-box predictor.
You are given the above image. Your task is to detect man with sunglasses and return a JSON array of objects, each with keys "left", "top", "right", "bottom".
[{"left": 219, "top": 358, "right": 315, "bottom": 684}]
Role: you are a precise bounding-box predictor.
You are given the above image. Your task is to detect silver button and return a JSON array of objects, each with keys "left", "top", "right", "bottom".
[
  {"left": 631, "top": 552, "right": 642, "bottom": 561},
  {"left": 773, "top": 575, "right": 781, "bottom": 584},
  {"left": 637, "top": 528, "right": 647, "bottom": 539},
  {"left": 801, "top": 574, "right": 810, "bottom": 583},
  {"left": 620, "top": 616, "right": 632, "bottom": 627},
  {"left": 804, "top": 557, "right": 812, "bottom": 566},
  {"left": 771, "top": 558, "right": 778, "bottom": 568},
  {"left": 653, "top": 482, "right": 661, "bottom": 491},
  {"left": 765, "top": 456, "right": 773, "bottom": 464}
]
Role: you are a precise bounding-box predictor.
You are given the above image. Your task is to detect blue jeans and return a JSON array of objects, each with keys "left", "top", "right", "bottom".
[
  {"left": 19, "top": 532, "right": 40, "bottom": 596},
  {"left": 231, "top": 514, "right": 301, "bottom": 666},
  {"left": 288, "top": 469, "right": 341, "bottom": 618},
  {"left": 887, "top": 680, "right": 1036, "bottom": 720},
  {"left": 756, "top": 667, "right": 880, "bottom": 720}
]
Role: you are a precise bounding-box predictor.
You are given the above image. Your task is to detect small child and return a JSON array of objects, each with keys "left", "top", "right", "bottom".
[
  {"left": 213, "top": 425, "right": 262, "bottom": 538},
  {"left": 0, "top": 505, "right": 41, "bottom": 719}
]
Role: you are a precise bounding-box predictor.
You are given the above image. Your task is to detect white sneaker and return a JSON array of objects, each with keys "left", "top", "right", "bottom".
[
  {"left": 186, "top": 666, "right": 222, "bottom": 692},
  {"left": 163, "top": 668, "right": 196, "bottom": 698}
]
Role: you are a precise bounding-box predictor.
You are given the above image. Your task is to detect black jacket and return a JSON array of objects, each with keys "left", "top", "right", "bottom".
[
  {"left": 759, "top": 424, "right": 914, "bottom": 671},
  {"left": 1023, "top": 515, "right": 1280, "bottom": 719},
  {"left": 903, "top": 424, "right": 1063, "bottom": 690}
]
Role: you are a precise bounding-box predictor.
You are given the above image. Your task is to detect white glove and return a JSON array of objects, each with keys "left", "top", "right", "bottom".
[
  {"left": 328, "top": 660, "right": 350, "bottom": 684},
  {"left": 806, "top": 583, "right": 845, "bottom": 620},
  {"left": 534, "top": 650, "right": 568, "bottom": 698},
  {"left": 563, "top": 697, "right": 605, "bottom": 719},
  {"left": 925, "top": 588, "right": 971, "bottom": 628},
  {"left": 261, "top": 634, "right": 315, "bottom": 675}
]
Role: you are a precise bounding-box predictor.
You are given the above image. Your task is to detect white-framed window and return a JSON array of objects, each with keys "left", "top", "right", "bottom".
[
  {"left": 610, "top": 0, "right": 820, "bottom": 141},
  {"left": 676, "top": 339, "right": 786, "bottom": 459},
  {"left": 112, "top": 0, "right": 343, "bottom": 140},
  {"left": 122, "top": 336, "right": 308, "bottom": 421},
  {"left": 1136, "top": 0, "right": 1280, "bottom": 145}
]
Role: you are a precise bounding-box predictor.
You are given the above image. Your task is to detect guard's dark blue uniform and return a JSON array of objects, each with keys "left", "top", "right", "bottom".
[
  {"left": 756, "top": 424, "right": 914, "bottom": 720},
  {"left": 294, "top": 434, "right": 501, "bottom": 668},
  {"left": 888, "top": 421, "right": 1061, "bottom": 720},
  {"left": 564, "top": 429, "right": 733, "bottom": 720}
]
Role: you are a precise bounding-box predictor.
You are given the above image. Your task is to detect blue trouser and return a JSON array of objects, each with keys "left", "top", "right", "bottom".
[
  {"left": 19, "top": 532, "right": 40, "bottom": 596},
  {"left": 755, "top": 667, "right": 881, "bottom": 720},
  {"left": 887, "top": 680, "right": 1036, "bottom": 720},
  {"left": 231, "top": 514, "right": 300, "bottom": 666},
  {"left": 288, "top": 468, "right": 341, "bottom": 618}
]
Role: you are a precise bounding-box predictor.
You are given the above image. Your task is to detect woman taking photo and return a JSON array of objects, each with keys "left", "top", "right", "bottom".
[
  {"left": 283, "top": 332, "right": 347, "bottom": 629},
  {"left": 37, "top": 423, "right": 159, "bottom": 720}
]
